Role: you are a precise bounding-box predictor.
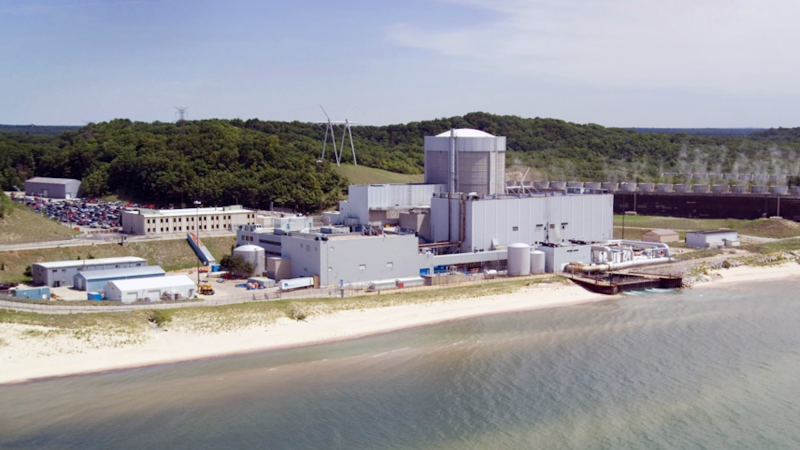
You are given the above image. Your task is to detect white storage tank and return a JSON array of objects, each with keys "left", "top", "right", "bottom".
[
  {"left": 530, "top": 250, "right": 546, "bottom": 275},
  {"left": 233, "top": 245, "right": 265, "bottom": 276},
  {"left": 507, "top": 243, "right": 531, "bottom": 276}
]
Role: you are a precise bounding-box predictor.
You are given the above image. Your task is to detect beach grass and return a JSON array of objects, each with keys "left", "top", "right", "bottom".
[{"left": 0, "top": 276, "right": 564, "bottom": 333}]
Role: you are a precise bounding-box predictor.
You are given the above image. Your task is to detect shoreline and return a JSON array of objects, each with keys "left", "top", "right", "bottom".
[{"left": 2, "top": 263, "right": 799, "bottom": 386}]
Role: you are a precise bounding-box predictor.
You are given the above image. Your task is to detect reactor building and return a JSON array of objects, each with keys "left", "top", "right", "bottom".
[{"left": 235, "top": 128, "right": 613, "bottom": 286}]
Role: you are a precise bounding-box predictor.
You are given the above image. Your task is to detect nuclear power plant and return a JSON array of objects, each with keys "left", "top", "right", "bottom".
[{"left": 235, "top": 128, "right": 668, "bottom": 288}]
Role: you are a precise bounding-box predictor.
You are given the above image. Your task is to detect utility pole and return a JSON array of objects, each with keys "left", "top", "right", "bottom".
[{"left": 194, "top": 200, "right": 201, "bottom": 286}]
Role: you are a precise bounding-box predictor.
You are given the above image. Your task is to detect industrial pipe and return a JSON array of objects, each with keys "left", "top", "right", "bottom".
[{"left": 565, "top": 257, "right": 672, "bottom": 273}]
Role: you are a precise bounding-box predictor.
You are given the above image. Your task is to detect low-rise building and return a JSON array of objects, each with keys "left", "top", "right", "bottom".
[
  {"left": 104, "top": 275, "right": 196, "bottom": 303},
  {"left": 73, "top": 266, "right": 165, "bottom": 291},
  {"left": 24, "top": 177, "right": 81, "bottom": 199},
  {"left": 121, "top": 205, "right": 255, "bottom": 236},
  {"left": 685, "top": 230, "right": 739, "bottom": 249},
  {"left": 642, "top": 229, "right": 680, "bottom": 243},
  {"left": 32, "top": 257, "right": 147, "bottom": 287}
]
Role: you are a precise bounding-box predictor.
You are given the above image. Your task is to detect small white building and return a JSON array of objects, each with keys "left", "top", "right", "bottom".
[
  {"left": 685, "top": 230, "right": 740, "bottom": 249},
  {"left": 104, "top": 275, "right": 196, "bottom": 303}
]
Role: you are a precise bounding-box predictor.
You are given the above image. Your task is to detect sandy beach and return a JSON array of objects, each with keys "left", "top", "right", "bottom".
[{"left": 1, "top": 263, "right": 799, "bottom": 385}]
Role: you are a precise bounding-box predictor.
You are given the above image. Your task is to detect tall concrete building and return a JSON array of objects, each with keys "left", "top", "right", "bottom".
[{"left": 424, "top": 129, "right": 506, "bottom": 196}]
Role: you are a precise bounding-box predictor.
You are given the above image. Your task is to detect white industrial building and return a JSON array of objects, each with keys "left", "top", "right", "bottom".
[
  {"left": 121, "top": 205, "right": 256, "bottom": 236},
  {"left": 32, "top": 257, "right": 147, "bottom": 287},
  {"left": 104, "top": 275, "right": 196, "bottom": 303},
  {"left": 685, "top": 230, "right": 740, "bottom": 249},
  {"left": 235, "top": 128, "right": 616, "bottom": 285},
  {"left": 24, "top": 177, "right": 81, "bottom": 199},
  {"left": 338, "top": 183, "right": 445, "bottom": 228},
  {"left": 73, "top": 266, "right": 166, "bottom": 291}
]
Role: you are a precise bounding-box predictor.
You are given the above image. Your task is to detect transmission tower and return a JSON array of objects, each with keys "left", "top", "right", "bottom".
[
  {"left": 175, "top": 107, "right": 189, "bottom": 122},
  {"left": 317, "top": 105, "right": 359, "bottom": 166}
]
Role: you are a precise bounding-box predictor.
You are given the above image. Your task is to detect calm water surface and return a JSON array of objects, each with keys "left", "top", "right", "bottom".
[{"left": 2, "top": 279, "right": 800, "bottom": 449}]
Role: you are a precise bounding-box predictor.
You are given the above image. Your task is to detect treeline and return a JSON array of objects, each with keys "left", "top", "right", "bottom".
[
  {"left": 2, "top": 113, "right": 800, "bottom": 211},
  {"left": 0, "top": 120, "right": 345, "bottom": 212}
]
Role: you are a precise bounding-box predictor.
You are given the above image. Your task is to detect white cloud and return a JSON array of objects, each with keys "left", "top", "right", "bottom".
[{"left": 387, "top": 0, "right": 800, "bottom": 94}]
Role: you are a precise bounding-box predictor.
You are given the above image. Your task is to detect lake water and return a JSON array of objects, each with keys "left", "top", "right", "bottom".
[{"left": 2, "top": 279, "right": 800, "bottom": 449}]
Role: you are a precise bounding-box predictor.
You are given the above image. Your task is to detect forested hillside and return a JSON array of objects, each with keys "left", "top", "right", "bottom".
[{"left": 2, "top": 113, "right": 800, "bottom": 211}]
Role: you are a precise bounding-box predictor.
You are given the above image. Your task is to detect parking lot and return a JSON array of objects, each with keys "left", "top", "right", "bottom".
[{"left": 12, "top": 195, "right": 125, "bottom": 230}]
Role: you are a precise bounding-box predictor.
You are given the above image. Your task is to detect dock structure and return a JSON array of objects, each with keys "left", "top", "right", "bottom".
[{"left": 565, "top": 271, "right": 683, "bottom": 295}]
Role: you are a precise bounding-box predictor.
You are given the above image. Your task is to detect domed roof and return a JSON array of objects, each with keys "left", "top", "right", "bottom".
[
  {"left": 435, "top": 128, "right": 494, "bottom": 138},
  {"left": 234, "top": 245, "right": 264, "bottom": 252}
]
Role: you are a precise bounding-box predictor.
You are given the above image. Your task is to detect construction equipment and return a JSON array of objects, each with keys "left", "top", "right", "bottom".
[{"left": 197, "top": 284, "right": 215, "bottom": 295}]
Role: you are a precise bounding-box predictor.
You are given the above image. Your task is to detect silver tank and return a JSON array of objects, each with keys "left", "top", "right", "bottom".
[{"left": 507, "top": 243, "right": 532, "bottom": 276}]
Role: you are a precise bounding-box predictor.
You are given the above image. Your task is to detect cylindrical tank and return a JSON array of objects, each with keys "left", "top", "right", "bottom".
[
  {"left": 656, "top": 183, "right": 674, "bottom": 192},
  {"left": 732, "top": 185, "right": 749, "bottom": 194},
  {"left": 601, "top": 182, "right": 619, "bottom": 192},
  {"left": 530, "top": 250, "right": 545, "bottom": 275},
  {"left": 693, "top": 184, "right": 710, "bottom": 193},
  {"left": 791, "top": 187, "right": 800, "bottom": 196},
  {"left": 534, "top": 181, "right": 550, "bottom": 190},
  {"left": 724, "top": 173, "right": 736, "bottom": 180},
  {"left": 621, "top": 182, "right": 637, "bottom": 192},
  {"left": 751, "top": 185, "right": 768, "bottom": 194},
  {"left": 585, "top": 182, "right": 601, "bottom": 189},
  {"left": 712, "top": 185, "right": 729, "bottom": 193},
  {"left": 549, "top": 181, "right": 566, "bottom": 190},
  {"left": 233, "top": 245, "right": 266, "bottom": 276},
  {"left": 567, "top": 181, "right": 584, "bottom": 188},
  {"left": 674, "top": 184, "right": 689, "bottom": 193},
  {"left": 639, "top": 183, "right": 655, "bottom": 193},
  {"left": 507, "top": 243, "right": 531, "bottom": 277},
  {"left": 771, "top": 186, "right": 788, "bottom": 195}
]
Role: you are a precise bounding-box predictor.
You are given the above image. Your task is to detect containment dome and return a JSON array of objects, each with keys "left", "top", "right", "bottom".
[
  {"left": 424, "top": 128, "right": 506, "bottom": 196},
  {"left": 435, "top": 129, "right": 495, "bottom": 138}
]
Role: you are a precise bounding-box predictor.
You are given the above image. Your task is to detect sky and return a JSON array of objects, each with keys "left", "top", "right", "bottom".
[{"left": 2, "top": 0, "right": 799, "bottom": 127}]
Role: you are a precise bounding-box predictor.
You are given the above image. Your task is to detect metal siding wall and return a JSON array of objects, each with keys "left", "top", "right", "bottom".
[
  {"left": 431, "top": 197, "right": 450, "bottom": 242},
  {"left": 325, "top": 235, "right": 419, "bottom": 286}
]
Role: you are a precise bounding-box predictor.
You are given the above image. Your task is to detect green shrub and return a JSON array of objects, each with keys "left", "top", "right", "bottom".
[{"left": 146, "top": 310, "right": 172, "bottom": 327}]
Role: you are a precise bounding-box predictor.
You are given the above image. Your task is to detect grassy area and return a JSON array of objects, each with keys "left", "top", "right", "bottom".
[
  {"left": 613, "top": 215, "right": 800, "bottom": 239},
  {"left": 0, "top": 277, "right": 563, "bottom": 332},
  {"left": 0, "top": 194, "right": 80, "bottom": 244},
  {"left": 741, "top": 238, "right": 800, "bottom": 255},
  {"left": 0, "top": 236, "right": 235, "bottom": 283},
  {"left": 335, "top": 164, "right": 424, "bottom": 186}
]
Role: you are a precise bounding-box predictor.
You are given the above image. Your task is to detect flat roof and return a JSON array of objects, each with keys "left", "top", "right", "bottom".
[
  {"left": 645, "top": 229, "right": 679, "bottom": 236},
  {"left": 109, "top": 275, "right": 195, "bottom": 291},
  {"left": 25, "top": 177, "right": 80, "bottom": 185},
  {"left": 35, "top": 256, "right": 146, "bottom": 269},
  {"left": 76, "top": 266, "right": 165, "bottom": 280},
  {"left": 126, "top": 206, "right": 253, "bottom": 217}
]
